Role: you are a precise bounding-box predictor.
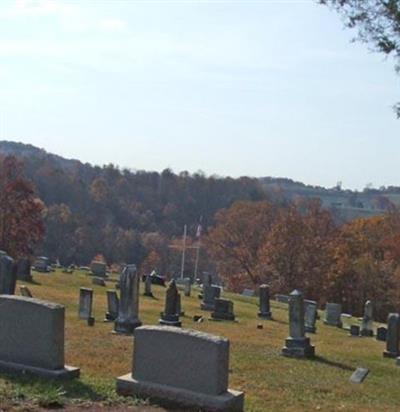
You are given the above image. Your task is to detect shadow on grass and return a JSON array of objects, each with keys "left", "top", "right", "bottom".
[
  {"left": 22, "top": 278, "right": 41, "bottom": 286},
  {"left": 312, "top": 355, "right": 354, "bottom": 371}
]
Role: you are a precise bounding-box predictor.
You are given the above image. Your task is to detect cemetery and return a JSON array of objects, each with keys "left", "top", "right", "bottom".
[{"left": 0, "top": 268, "right": 399, "bottom": 411}]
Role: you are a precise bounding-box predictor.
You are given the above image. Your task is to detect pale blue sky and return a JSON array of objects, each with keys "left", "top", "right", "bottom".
[{"left": 0, "top": 0, "right": 398, "bottom": 189}]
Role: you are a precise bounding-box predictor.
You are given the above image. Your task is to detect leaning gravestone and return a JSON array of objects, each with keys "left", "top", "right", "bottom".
[
  {"left": 0, "top": 253, "right": 16, "bottom": 295},
  {"left": 160, "top": 280, "right": 181, "bottom": 327},
  {"left": 16, "top": 257, "right": 32, "bottom": 281},
  {"left": 143, "top": 274, "right": 153, "bottom": 297},
  {"left": 383, "top": 313, "right": 400, "bottom": 358},
  {"left": 324, "top": 303, "right": 343, "bottom": 327},
  {"left": 114, "top": 264, "right": 142, "bottom": 335},
  {"left": 360, "top": 300, "right": 374, "bottom": 337},
  {"left": 258, "top": 284, "right": 272, "bottom": 320},
  {"left": 105, "top": 290, "right": 119, "bottom": 321},
  {"left": 282, "top": 290, "right": 315, "bottom": 358},
  {"left": 0, "top": 295, "right": 79, "bottom": 379},
  {"left": 201, "top": 284, "right": 221, "bottom": 311},
  {"left": 211, "top": 299, "right": 236, "bottom": 321},
  {"left": 116, "top": 326, "right": 244, "bottom": 412},
  {"left": 78, "top": 288, "right": 93, "bottom": 320},
  {"left": 20, "top": 285, "right": 33, "bottom": 298},
  {"left": 377, "top": 327, "right": 387, "bottom": 342},
  {"left": 304, "top": 301, "right": 317, "bottom": 334}
]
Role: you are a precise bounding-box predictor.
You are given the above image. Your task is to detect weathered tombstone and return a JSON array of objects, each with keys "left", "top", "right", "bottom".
[
  {"left": 324, "top": 303, "right": 343, "bottom": 328},
  {"left": 0, "top": 253, "right": 16, "bottom": 295},
  {"left": 143, "top": 274, "right": 153, "bottom": 297},
  {"left": 0, "top": 295, "right": 79, "bottom": 379},
  {"left": 33, "top": 256, "right": 50, "bottom": 273},
  {"left": 92, "top": 277, "right": 106, "bottom": 287},
  {"left": 176, "top": 293, "right": 184, "bottom": 316},
  {"left": 159, "top": 280, "right": 181, "bottom": 327},
  {"left": 201, "top": 285, "right": 221, "bottom": 311},
  {"left": 350, "top": 325, "right": 360, "bottom": 337},
  {"left": 282, "top": 290, "right": 315, "bottom": 358},
  {"left": 304, "top": 301, "right": 317, "bottom": 334},
  {"left": 383, "top": 313, "right": 400, "bottom": 358},
  {"left": 258, "top": 284, "right": 272, "bottom": 320},
  {"left": 20, "top": 285, "right": 32, "bottom": 298},
  {"left": 350, "top": 368, "right": 369, "bottom": 384},
  {"left": 341, "top": 313, "right": 352, "bottom": 331},
  {"left": 275, "top": 294, "right": 289, "bottom": 304},
  {"left": 78, "top": 288, "right": 93, "bottom": 320},
  {"left": 211, "top": 299, "right": 235, "bottom": 321},
  {"left": 16, "top": 257, "right": 32, "bottom": 281},
  {"left": 183, "top": 277, "right": 191, "bottom": 297},
  {"left": 114, "top": 264, "right": 142, "bottom": 335},
  {"left": 241, "top": 289, "right": 255, "bottom": 297},
  {"left": 360, "top": 300, "right": 374, "bottom": 337},
  {"left": 105, "top": 290, "right": 119, "bottom": 322},
  {"left": 377, "top": 327, "right": 387, "bottom": 342},
  {"left": 90, "top": 260, "right": 107, "bottom": 277},
  {"left": 116, "top": 326, "right": 244, "bottom": 412}
]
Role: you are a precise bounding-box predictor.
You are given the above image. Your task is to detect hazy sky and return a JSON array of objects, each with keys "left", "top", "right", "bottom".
[{"left": 0, "top": 0, "right": 398, "bottom": 189}]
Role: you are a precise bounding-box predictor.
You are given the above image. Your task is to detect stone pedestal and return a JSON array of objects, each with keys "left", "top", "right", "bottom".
[
  {"left": 282, "top": 337, "right": 315, "bottom": 358},
  {"left": 258, "top": 284, "right": 272, "bottom": 320}
]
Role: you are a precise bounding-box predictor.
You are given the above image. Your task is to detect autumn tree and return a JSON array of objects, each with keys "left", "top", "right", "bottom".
[{"left": 0, "top": 156, "right": 44, "bottom": 258}]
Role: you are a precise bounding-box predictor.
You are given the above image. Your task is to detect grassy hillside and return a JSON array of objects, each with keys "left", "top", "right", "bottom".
[{"left": 1, "top": 271, "right": 399, "bottom": 411}]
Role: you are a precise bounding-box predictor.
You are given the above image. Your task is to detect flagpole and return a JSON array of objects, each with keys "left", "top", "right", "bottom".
[{"left": 180, "top": 224, "right": 187, "bottom": 279}]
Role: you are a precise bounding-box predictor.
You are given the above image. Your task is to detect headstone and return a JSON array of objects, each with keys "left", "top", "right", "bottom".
[
  {"left": 105, "top": 290, "right": 119, "bottom": 321},
  {"left": 350, "top": 368, "right": 369, "bottom": 384},
  {"left": 211, "top": 299, "right": 235, "bottom": 321},
  {"left": 92, "top": 276, "right": 106, "bottom": 287},
  {"left": 304, "top": 301, "right": 317, "bottom": 334},
  {"left": 33, "top": 256, "right": 50, "bottom": 273},
  {"left": 176, "top": 293, "right": 184, "bottom": 316},
  {"left": 275, "top": 294, "right": 289, "bottom": 304},
  {"left": 383, "top": 313, "right": 400, "bottom": 358},
  {"left": 258, "top": 284, "right": 272, "bottom": 320},
  {"left": 341, "top": 313, "right": 352, "bottom": 331},
  {"left": 116, "top": 326, "right": 244, "bottom": 412},
  {"left": 376, "top": 327, "right": 387, "bottom": 342},
  {"left": 282, "top": 290, "right": 315, "bottom": 358},
  {"left": 0, "top": 295, "right": 79, "bottom": 379},
  {"left": 360, "top": 300, "right": 374, "bottom": 337},
  {"left": 78, "top": 288, "right": 93, "bottom": 320},
  {"left": 350, "top": 325, "right": 360, "bottom": 337},
  {"left": 114, "top": 264, "right": 142, "bottom": 335},
  {"left": 159, "top": 280, "right": 181, "bottom": 327},
  {"left": 16, "top": 258, "right": 32, "bottom": 281},
  {"left": 324, "top": 303, "right": 343, "bottom": 327},
  {"left": 0, "top": 254, "right": 16, "bottom": 295},
  {"left": 241, "top": 289, "right": 255, "bottom": 297},
  {"left": 201, "top": 285, "right": 221, "bottom": 311},
  {"left": 20, "top": 285, "right": 32, "bottom": 298},
  {"left": 90, "top": 261, "right": 107, "bottom": 277},
  {"left": 183, "top": 277, "right": 191, "bottom": 297},
  {"left": 143, "top": 274, "right": 153, "bottom": 297}
]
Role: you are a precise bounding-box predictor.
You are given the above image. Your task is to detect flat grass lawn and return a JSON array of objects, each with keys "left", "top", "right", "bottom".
[{"left": 1, "top": 271, "right": 399, "bottom": 411}]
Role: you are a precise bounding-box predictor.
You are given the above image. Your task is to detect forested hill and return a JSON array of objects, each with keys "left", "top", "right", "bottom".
[{"left": 0, "top": 140, "right": 396, "bottom": 266}]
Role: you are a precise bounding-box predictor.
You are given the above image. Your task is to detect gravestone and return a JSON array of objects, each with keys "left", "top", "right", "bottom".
[
  {"left": 183, "top": 277, "right": 191, "bottom": 297},
  {"left": 360, "top": 300, "right": 374, "bottom": 337},
  {"left": 159, "top": 280, "right": 181, "bottom": 327},
  {"left": 105, "top": 290, "right": 119, "bottom": 321},
  {"left": 304, "top": 301, "right": 317, "bottom": 333},
  {"left": 78, "top": 288, "right": 93, "bottom": 320},
  {"left": 90, "top": 260, "right": 106, "bottom": 277},
  {"left": 16, "top": 258, "right": 32, "bottom": 281},
  {"left": 176, "top": 293, "right": 184, "bottom": 316},
  {"left": 33, "top": 256, "right": 50, "bottom": 273},
  {"left": 383, "top": 313, "right": 400, "bottom": 358},
  {"left": 282, "top": 290, "right": 315, "bottom": 358},
  {"left": 143, "top": 274, "right": 153, "bottom": 297},
  {"left": 0, "top": 295, "right": 79, "bottom": 379},
  {"left": 20, "top": 285, "right": 33, "bottom": 298},
  {"left": 0, "top": 253, "right": 16, "bottom": 295},
  {"left": 241, "top": 289, "right": 255, "bottom": 297},
  {"left": 114, "top": 264, "right": 142, "bottom": 334},
  {"left": 211, "top": 299, "right": 236, "bottom": 321},
  {"left": 258, "top": 284, "right": 272, "bottom": 320},
  {"left": 350, "top": 325, "right": 360, "bottom": 337},
  {"left": 377, "top": 327, "right": 387, "bottom": 342},
  {"left": 341, "top": 313, "right": 352, "bottom": 331},
  {"left": 201, "top": 285, "right": 221, "bottom": 311},
  {"left": 116, "top": 326, "right": 244, "bottom": 412},
  {"left": 324, "top": 303, "right": 343, "bottom": 327},
  {"left": 275, "top": 294, "right": 289, "bottom": 304},
  {"left": 350, "top": 368, "right": 369, "bottom": 384},
  {"left": 92, "top": 277, "right": 106, "bottom": 287}
]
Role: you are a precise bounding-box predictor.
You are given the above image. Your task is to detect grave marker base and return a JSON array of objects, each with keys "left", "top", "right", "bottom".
[{"left": 282, "top": 337, "right": 315, "bottom": 358}]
